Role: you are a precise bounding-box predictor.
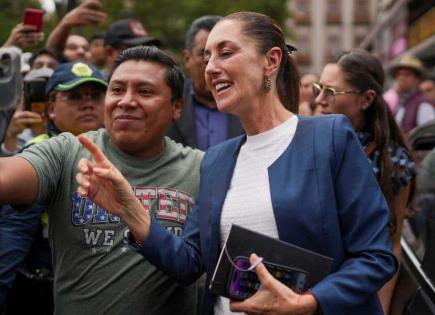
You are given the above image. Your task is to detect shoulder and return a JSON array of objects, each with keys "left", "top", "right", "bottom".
[
  {"left": 298, "top": 114, "right": 354, "bottom": 150},
  {"left": 298, "top": 114, "right": 352, "bottom": 131},
  {"left": 165, "top": 136, "right": 204, "bottom": 164}
]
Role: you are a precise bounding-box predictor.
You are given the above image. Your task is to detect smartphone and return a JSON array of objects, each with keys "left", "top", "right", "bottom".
[
  {"left": 23, "top": 8, "right": 44, "bottom": 32},
  {"left": 24, "top": 80, "right": 48, "bottom": 128},
  {"left": 227, "top": 256, "right": 308, "bottom": 300}
]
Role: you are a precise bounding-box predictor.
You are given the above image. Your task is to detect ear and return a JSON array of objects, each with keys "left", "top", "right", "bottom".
[
  {"left": 264, "top": 47, "right": 283, "bottom": 78},
  {"left": 183, "top": 49, "right": 191, "bottom": 67},
  {"left": 360, "top": 89, "right": 376, "bottom": 110},
  {"left": 47, "top": 100, "right": 56, "bottom": 120},
  {"left": 172, "top": 98, "right": 184, "bottom": 122},
  {"left": 105, "top": 46, "right": 117, "bottom": 61}
]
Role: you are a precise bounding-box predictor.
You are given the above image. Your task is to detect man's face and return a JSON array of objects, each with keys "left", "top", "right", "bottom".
[
  {"left": 184, "top": 29, "right": 214, "bottom": 102},
  {"left": 32, "top": 53, "right": 59, "bottom": 70},
  {"left": 394, "top": 68, "right": 420, "bottom": 94},
  {"left": 105, "top": 60, "right": 182, "bottom": 158},
  {"left": 420, "top": 79, "right": 435, "bottom": 101},
  {"left": 64, "top": 35, "right": 91, "bottom": 62},
  {"left": 48, "top": 83, "right": 105, "bottom": 135},
  {"left": 90, "top": 37, "right": 106, "bottom": 66}
]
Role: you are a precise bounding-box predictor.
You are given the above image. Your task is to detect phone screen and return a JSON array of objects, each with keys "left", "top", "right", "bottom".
[
  {"left": 23, "top": 8, "right": 44, "bottom": 32},
  {"left": 227, "top": 256, "right": 308, "bottom": 300}
]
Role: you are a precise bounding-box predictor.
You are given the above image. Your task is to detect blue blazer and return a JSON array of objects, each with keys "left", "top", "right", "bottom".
[{"left": 138, "top": 115, "right": 396, "bottom": 315}]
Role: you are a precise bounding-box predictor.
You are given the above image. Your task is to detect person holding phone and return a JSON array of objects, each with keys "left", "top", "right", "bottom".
[
  {"left": 45, "top": 0, "right": 106, "bottom": 62},
  {"left": 75, "top": 12, "right": 396, "bottom": 315},
  {"left": 2, "top": 23, "right": 44, "bottom": 51}
]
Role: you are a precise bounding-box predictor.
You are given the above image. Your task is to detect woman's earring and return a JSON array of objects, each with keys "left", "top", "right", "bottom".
[{"left": 264, "top": 77, "right": 272, "bottom": 93}]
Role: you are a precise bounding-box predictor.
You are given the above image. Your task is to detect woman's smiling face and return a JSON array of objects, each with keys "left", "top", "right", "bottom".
[{"left": 204, "top": 19, "right": 268, "bottom": 116}]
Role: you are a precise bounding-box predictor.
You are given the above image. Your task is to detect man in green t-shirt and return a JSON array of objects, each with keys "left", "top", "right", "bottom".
[{"left": 0, "top": 46, "right": 203, "bottom": 315}]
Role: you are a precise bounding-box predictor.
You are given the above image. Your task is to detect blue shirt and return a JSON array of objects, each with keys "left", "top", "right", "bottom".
[{"left": 191, "top": 85, "right": 229, "bottom": 151}]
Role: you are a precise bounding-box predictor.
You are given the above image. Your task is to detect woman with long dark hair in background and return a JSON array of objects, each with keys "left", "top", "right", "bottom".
[{"left": 315, "top": 49, "right": 416, "bottom": 314}]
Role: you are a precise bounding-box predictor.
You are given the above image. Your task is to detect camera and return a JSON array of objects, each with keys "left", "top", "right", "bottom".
[{"left": 0, "top": 47, "right": 22, "bottom": 112}]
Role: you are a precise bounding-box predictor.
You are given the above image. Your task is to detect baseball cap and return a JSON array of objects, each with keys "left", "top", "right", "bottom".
[
  {"left": 46, "top": 62, "right": 107, "bottom": 95},
  {"left": 104, "top": 19, "right": 161, "bottom": 48}
]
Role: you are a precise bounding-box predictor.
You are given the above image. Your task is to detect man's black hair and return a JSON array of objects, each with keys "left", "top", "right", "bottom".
[
  {"left": 89, "top": 32, "right": 105, "bottom": 43},
  {"left": 185, "top": 15, "right": 221, "bottom": 51},
  {"left": 28, "top": 48, "right": 67, "bottom": 67},
  {"left": 110, "top": 46, "right": 184, "bottom": 103}
]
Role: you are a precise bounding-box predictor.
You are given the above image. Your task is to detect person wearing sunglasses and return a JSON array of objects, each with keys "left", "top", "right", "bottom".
[{"left": 315, "top": 49, "right": 415, "bottom": 315}]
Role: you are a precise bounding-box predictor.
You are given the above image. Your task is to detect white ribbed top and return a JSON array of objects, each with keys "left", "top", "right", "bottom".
[{"left": 214, "top": 114, "right": 298, "bottom": 315}]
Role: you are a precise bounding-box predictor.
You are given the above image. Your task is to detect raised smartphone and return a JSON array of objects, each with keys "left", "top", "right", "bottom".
[{"left": 23, "top": 8, "right": 44, "bottom": 32}]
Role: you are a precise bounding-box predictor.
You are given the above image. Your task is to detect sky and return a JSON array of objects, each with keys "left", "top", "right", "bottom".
[{"left": 40, "top": 0, "right": 55, "bottom": 13}]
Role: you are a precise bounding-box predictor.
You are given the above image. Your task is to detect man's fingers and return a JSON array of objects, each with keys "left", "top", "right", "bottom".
[
  {"left": 77, "top": 158, "right": 91, "bottom": 174},
  {"left": 78, "top": 135, "right": 110, "bottom": 166},
  {"left": 82, "top": 0, "right": 104, "bottom": 11}
]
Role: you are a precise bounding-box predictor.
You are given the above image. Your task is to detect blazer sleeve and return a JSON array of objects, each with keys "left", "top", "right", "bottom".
[
  {"left": 310, "top": 115, "right": 397, "bottom": 314},
  {"left": 131, "top": 157, "right": 210, "bottom": 285}
]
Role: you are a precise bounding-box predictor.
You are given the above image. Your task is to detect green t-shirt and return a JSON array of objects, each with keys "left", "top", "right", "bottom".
[{"left": 18, "top": 129, "right": 204, "bottom": 315}]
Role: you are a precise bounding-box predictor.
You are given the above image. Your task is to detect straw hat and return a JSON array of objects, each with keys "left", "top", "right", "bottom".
[{"left": 390, "top": 54, "right": 425, "bottom": 79}]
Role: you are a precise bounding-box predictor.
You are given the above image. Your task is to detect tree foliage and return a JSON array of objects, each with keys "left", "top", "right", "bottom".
[
  {"left": 1, "top": 0, "right": 290, "bottom": 54},
  {"left": 0, "top": 0, "right": 42, "bottom": 45}
]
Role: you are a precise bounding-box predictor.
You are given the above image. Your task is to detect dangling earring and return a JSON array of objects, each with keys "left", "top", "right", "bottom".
[{"left": 264, "top": 77, "right": 272, "bottom": 93}]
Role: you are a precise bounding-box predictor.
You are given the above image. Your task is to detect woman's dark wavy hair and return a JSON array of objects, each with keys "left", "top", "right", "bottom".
[
  {"left": 108, "top": 46, "right": 184, "bottom": 103},
  {"left": 222, "top": 12, "right": 300, "bottom": 113},
  {"left": 332, "top": 49, "right": 415, "bottom": 238}
]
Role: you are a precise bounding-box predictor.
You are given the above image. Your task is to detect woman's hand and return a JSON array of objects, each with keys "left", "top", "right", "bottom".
[
  {"left": 230, "top": 254, "right": 318, "bottom": 315},
  {"left": 76, "top": 135, "right": 151, "bottom": 242}
]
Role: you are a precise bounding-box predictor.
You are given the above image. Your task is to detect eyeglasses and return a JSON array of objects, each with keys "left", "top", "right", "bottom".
[
  {"left": 312, "top": 82, "right": 362, "bottom": 104},
  {"left": 58, "top": 91, "right": 105, "bottom": 104}
]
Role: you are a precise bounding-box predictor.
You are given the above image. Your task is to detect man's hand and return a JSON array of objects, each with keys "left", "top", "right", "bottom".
[
  {"left": 76, "top": 135, "right": 151, "bottom": 242},
  {"left": 3, "top": 24, "right": 44, "bottom": 49},
  {"left": 3, "top": 108, "right": 43, "bottom": 153},
  {"left": 230, "top": 254, "right": 318, "bottom": 315},
  {"left": 61, "top": 0, "right": 106, "bottom": 28}
]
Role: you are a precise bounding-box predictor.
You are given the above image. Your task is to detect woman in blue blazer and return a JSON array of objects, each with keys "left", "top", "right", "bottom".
[{"left": 77, "top": 12, "right": 396, "bottom": 315}]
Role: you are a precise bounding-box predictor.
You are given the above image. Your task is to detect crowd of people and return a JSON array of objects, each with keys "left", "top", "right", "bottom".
[{"left": 0, "top": 1, "right": 434, "bottom": 315}]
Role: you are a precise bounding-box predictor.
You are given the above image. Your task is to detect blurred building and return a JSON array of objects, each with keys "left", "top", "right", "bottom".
[
  {"left": 288, "top": 0, "right": 377, "bottom": 74},
  {"left": 358, "top": 0, "right": 435, "bottom": 71}
]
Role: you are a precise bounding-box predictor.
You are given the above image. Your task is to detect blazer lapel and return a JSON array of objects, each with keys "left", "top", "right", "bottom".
[
  {"left": 268, "top": 116, "right": 313, "bottom": 242},
  {"left": 207, "top": 136, "right": 245, "bottom": 267}
]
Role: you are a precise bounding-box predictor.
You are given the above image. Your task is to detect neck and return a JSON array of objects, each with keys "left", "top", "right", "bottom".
[
  {"left": 193, "top": 85, "right": 216, "bottom": 109},
  {"left": 195, "top": 92, "right": 217, "bottom": 109},
  {"left": 239, "top": 94, "right": 293, "bottom": 135}
]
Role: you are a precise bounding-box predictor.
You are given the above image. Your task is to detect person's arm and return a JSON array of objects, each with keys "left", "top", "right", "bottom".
[
  {"left": 1, "top": 104, "right": 43, "bottom": 155},
  {"left": 0, "top": 204, "right": 42, "bottom": 305},
  {"left": 378, "top": 184, "right": 410, "bottom": 315},
  {"left": 309, "top": 115, "right": 397, "bottom": 314},
  {"left": 45, "top": 0, "right": 105, "bottom": 52},
  {"left": 76, "top": 135, "right": 204, "bottom": 283},
  {"left": 2, "top": 23, "right": 43, "bottom": 50},
  {"left": 0, "top": 156, "right": 38, "bottom": 204}
]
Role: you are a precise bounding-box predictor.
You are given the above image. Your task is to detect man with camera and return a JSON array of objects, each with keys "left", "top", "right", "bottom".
[
  {"left": 0, "top": 61, "right": 106, "bottom": 314},
  {"left": 0, "top": 46, "right": 203, "bottom": 315}
]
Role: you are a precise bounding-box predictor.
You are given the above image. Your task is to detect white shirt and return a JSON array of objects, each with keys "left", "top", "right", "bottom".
[{"left": 214, "top": 115, "right": 298, "bottom": 315}]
